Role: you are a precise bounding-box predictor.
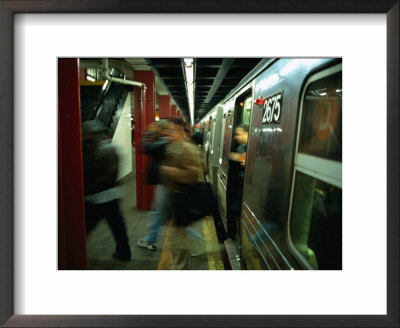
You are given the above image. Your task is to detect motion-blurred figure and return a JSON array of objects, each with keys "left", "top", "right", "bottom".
[
  {"left": 191, "top": 126, "right": 203, "bottom": 146},
  {"left": 137, "top": 121, "right": 171, "bottom": 250},
  {"left": 161, "top": 117, "right": 204, "bottom": 269},
  {"left": 82, "top": 120, "right": 131, "bottom": 261},
  {"left": 227, "top": 124, "right": 249, "bottom": 240}
]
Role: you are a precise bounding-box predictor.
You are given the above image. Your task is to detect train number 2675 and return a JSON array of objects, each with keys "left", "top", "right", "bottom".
[{"left": 262, "top": 93, "right": 282, "bottom": 124}]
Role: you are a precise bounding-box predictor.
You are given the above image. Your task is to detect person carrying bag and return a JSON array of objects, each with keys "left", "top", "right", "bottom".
[
  {"left": 172, "top": 170, "right": 214, "bottom": 227},
  {"left": 160, "top": 117, "right": 214, "bottom": 269}
]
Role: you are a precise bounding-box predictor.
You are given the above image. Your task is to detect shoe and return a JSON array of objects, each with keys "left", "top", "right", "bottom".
[
  {"left": 113, "top": 251, "right": 131, "bottom": 261},
  {"left": 137, "top": 238, "right": 157, "bottom": 250}
]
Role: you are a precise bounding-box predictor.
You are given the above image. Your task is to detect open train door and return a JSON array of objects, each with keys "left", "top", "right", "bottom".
[
  {"left": 209, "top": 106, "right": 224, "bottom": 194},
  {"left": 217, "top": 87, "right": 253, "bottom": 269}
]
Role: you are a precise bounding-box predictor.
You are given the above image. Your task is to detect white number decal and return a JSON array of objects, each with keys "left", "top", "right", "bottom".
[
  {"left": 274, "top": 94, "right": 281, "bottom": 121},
  {"left": 261, "top": 92, "right": 283, "bottom": 124},
  {"left": 267, "top": 98, "right": 273, "bottom": 122},
  {"left": 262, "top": 102, "right": 269, "bottom": 123}
]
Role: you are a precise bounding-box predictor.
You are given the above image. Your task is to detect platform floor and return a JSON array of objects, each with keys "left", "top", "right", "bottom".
[{"left": 86, "top": 149, "right": 226, "bottom": 270}]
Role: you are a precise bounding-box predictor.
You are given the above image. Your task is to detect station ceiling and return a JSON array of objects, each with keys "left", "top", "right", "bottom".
[
  {"left": 145, "top": 58, "right": 262, "bottom": 123},
  {"left": 80, "top": 57, "right": 262, "bottom": 124}
]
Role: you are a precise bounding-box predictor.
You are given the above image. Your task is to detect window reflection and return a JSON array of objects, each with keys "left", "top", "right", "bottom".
[
  {"left": 299, "top": 73, "right": 342, "bottom": 161},
  {"left": 290, "top": 172, "right": 342, "bottom": 270}
]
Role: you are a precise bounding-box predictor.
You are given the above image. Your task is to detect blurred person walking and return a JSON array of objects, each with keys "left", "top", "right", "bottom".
[
  {"left": 137, "top": 121, "right": 171, "bottom": 250},
  {"left": 137, "top": 121, "right": 205, "bottom": 253},
  {"left": 82, "top": 120, "right": 131, "bottom": 261},
  {"left": 160, "top": 118, "right": 205, "bottom": 269},
  {"left": 191, "top": 126, "right": 203, "bottom": 146}
]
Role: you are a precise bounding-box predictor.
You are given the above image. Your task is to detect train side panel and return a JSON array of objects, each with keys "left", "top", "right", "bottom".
[
  {"left": 199, "top": 58, "right": 342, "bottom": 270},
  {"left": 241, "top": 58, "right": 341, "bottom": 270}
]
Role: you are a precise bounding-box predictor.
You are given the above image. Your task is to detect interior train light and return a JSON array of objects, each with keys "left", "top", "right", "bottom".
[{"left": 240, "top": 102, "right": 244, "bottom": 107}]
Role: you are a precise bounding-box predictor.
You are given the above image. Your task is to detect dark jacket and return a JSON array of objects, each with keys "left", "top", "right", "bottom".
[
  {"left": 227, "top": 144, "right": 247, "bottom": 213},
  {"left": 191, "top": 130, "right": 203, "bottom": 145},
  {"left": 142, "top": 131, "right": 169, "bottom": 185},
  {"left": 82, "top": 138, "right": 120, "bottom": 195}
]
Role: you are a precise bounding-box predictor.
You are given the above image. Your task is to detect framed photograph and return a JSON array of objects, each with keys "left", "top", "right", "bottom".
[{"left": 1, "top": 1, "right": 398, "bottom": 327}]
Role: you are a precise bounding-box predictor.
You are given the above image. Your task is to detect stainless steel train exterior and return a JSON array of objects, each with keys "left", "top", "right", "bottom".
[{"left": 199, "top": 58, "right": 342, "bottom": 270}]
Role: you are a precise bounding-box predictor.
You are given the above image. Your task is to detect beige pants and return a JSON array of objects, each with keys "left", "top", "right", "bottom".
[{"left": 169, "top": 225, "right": 194, "bottom": 270}]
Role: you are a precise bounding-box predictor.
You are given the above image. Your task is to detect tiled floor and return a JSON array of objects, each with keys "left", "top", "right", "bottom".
[{"left": 86, "top": 150, "right": 226, "bottom": 270}]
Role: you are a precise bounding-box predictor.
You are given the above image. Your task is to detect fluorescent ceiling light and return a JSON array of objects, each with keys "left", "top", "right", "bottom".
[
  {"left": 187, "top": 83, "right": 194, "bottom": 95},
  {"left": 182, "top": 58, "right": 195, "bottom": 124},
  {"left": 184, "top": 58, "right": 193, "bottom": 66},
  {"left": 185, "top": 69, "right": 194, "bottom": 84},
  {"left": 184, "top": 58, "right": 194, "bottom": 84}
]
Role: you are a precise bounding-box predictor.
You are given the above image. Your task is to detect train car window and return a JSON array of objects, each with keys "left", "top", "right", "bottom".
[
  {"left": 242, "top": 96, "right": 253, "bottom": 125},
  {"left": 221, "top": 112, "right": 233, "bottom": 172},
  {"left": 288, "top": 65, "right": 342, "bottom": 270},
  {"left": 289, "top": 172, "right": 342, "bottom": 269},
  {"left": 230, "top": 94, "right": 252, "bottom": 153},
  {"left": 298, "top": 72, "right": 342, "bottom": 161}
]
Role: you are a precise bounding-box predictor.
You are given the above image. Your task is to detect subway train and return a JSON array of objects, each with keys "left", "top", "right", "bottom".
[{"left": 198, "top": 58, "right": 342, "bottom": 270}]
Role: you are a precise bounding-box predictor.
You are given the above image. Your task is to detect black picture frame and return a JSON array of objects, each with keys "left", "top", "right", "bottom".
[{"left": 1, "top": 1, "right": 398, "bottom": 327}]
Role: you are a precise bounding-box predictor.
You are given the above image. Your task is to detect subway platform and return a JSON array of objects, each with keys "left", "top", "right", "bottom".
[{"left": 86, "top": 149, "right": 226, "bottom": 270}]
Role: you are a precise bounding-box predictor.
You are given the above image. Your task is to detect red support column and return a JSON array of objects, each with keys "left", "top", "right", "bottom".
[
  {"left": 158, "top": 95, "right": 171, "bottom": 119},
  {"left": 79, "top": 68, "right": 86, "bottom": 81},
  {"left": 134, "top": 71, "right": 156, "bottom": 210},
  {"left": 58, "top": 58, "right": 87, "bottom": 270},
  {"left": 171, "top": 104, "right": 177, "bottom": 117}
]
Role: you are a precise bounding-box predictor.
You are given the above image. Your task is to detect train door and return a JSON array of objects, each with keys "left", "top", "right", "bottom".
[
  {"left": 206, "top": 117, "right": 214, "bottom": 178},
  {"left": 209, "top": 107, "right": 223, "bottom": 194},
  {"left": 225, "top": 90, "right": 253, "bottom": 245},
  {"left": 217, "top": 103, "right": 234, "bottom": 234},
  {"left": 203, "top": 116, "right": 212, "bottom": 178}
]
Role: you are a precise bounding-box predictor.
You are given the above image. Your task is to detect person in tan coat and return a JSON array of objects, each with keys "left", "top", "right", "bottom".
[{"left": 160, "top": 117, "right": 204, "bottom": 269}]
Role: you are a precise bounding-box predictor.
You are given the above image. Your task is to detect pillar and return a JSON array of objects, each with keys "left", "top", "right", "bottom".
[
  {"left": 171, "top": 104, "right": 177, "bottom": 117},
  {"left": 134, "top": 71, "right": 156, "bottom": 210},
  {"left": 58, "top": 58, "right": 87, "bottom": 269},
  {"left": 158, "top": 95, "right": 171, "bottom": 119},
  {"left": 79, "top": 68, "right": 87, "bottom": 81}
]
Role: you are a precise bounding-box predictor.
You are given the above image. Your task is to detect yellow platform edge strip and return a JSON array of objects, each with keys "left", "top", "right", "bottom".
[{"left": 157, "top": 216, "right": 224, "bottom": 270}]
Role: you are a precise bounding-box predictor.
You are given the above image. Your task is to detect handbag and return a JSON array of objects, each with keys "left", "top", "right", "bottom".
[{"left": 172, "top": 182, "right": 215, "bottom": 226}]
